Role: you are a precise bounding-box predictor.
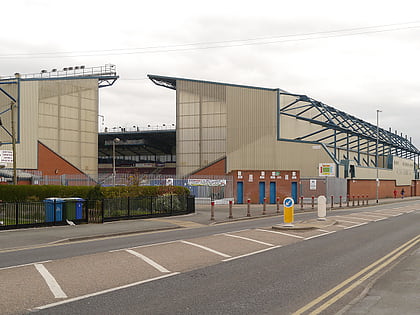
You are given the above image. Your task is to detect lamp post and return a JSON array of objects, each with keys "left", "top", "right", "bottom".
[
  {"left": 376, "top": 109, "right": 382, "bottom": 203},
  {"left": 112, "top": 137, "right": 120, "bottom": 186}
]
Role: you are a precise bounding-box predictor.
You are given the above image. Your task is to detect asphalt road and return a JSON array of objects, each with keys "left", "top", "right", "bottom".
[{"left": 1, "top": 203, "right": 417, "bottom": 315}]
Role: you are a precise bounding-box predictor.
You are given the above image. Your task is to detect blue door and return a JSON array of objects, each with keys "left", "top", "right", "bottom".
[
  {"left": 269, "top": 182, "right": 276, "bottom": 204},
  {"left": 291, "top": 182, "right": 298, "bottom": 203},
  {"left": 237, "top": 182, "right": 244, "bottom": 204},
  {"left": 259, "top": 182, "right": 266, "bottom": 204}
]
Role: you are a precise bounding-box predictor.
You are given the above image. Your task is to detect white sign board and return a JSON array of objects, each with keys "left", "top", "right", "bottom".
[
  {"left": 310, "top": 179, "right": 317, "bottom": 190},
  {"left": 187, "top": 179, "right": 226, "bottom": 186},
  {"left": 0, "top": 150, "right": 13, "bottom": 163},
  {"left": 319, "top": 163, "right": 335, "bottom": 176}
]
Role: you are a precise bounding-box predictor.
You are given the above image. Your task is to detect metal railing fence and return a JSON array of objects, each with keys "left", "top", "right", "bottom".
[
  {"left": 101, "top": 195, "right": 195, "bottom": 222},
  {"left": 0, "top": 195, "right": 195, "bottom": 229}
]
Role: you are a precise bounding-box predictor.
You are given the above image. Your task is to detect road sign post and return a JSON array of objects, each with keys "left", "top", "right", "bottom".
[{"left": 283, "top": 197, "right": 294, "bottom": 227}]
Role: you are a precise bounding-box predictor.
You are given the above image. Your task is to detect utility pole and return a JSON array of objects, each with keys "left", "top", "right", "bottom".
[{"left": 376, "top": 109, "right": 382, "bottom": 203}]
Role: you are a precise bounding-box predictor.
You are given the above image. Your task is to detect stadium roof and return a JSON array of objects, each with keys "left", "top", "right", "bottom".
[
  {"left": 98, "top": 129, "right": 175, "bottom": 157},
  {"left": 149, "top": 74, "right": 419, "bottom": 159}
]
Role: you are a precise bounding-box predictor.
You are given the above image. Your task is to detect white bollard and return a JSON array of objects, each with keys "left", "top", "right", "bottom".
[{"left": 317, "top": 195, "right": 327, "bottom": 221}]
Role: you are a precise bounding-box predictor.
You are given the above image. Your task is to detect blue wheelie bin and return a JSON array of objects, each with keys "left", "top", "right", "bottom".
[{"left": 44, "top": 198, "right": 65, "bottom": 222}]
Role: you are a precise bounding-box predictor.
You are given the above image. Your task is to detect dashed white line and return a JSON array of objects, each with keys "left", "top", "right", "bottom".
[
  {"left": 256, "top": 229, "right": 305, "bottom": 239},
  {"left": 34, "top": 263, "right": 67, "bottom": 299},
  {"left": 223, "top": 233, "right": 274, "bottom": 246},
  {"left": 223, "top": 246, "right": 282, "bottom": 262},
  {"left": 180, "top": 240, "right": 231, "bottom": 258},
  {"left": 125, "top": 249, "right": 170, "bottom": 273}
]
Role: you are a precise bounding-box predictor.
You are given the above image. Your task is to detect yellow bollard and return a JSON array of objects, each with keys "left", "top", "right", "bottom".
[{"left": 283, "top": 197, "right": 294, "bottom": 227}]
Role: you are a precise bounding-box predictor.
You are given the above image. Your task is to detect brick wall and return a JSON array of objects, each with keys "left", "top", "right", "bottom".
[
  {"left": 193, "top": 159, "right": 226, "bottom": 176},
  {"left": 38, "top": 142, "right": 85, "bottom": 176},
  {"left": 347, "top": 179, "right": 413, "bottom": 199},
  {"left": 230, "top": 170, "right": 300, "bottom": 204}
]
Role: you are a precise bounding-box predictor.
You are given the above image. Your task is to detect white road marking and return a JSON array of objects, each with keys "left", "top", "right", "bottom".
[
  {"left": 374, "top": 211, "right": 402, "bottom": 216},
  {"left": 344, "top": 222, "right": 368, "bottom": 229},
  {"left": 0, "top": 260, "right": 52, "bottom": 271},
  {"left": 180, "top": 240, "right": 231, "bottom": 258},
  {"left": 330, "top": 216, "right": 363, "bottom": 224},
  {"left": 358, "top": 213, "right": 387, "bottom": 218},
  {"left": 33, "top": 272, "right": 180, "bottom": 311},
  {"left": 304, "top": 232, "right": 335, "bottom": 240},
  {"left": 256, "top": 229, "right": 305, "bottom": 239},
  {"left": 222, "top": 246, "right": 282, "bottom": 262},
  {"left": 34, "top": 264, "right": 67, "bottom": 299},
  {"left": 125, "top": 249, "right": 170, "bottom": 273},
  {"left": 346, "top": 216, "right": 372, "bottom": 221},
  {"left": 108, "top": 240, "right": 179, "bottom": 253},
  {"left": 223, "top": 233, "right": 274, "bottom": 246}
]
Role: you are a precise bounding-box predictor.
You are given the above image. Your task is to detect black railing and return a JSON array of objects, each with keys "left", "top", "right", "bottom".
[
  {"left": 101, "top": 195, "right": 195, "bottom": 222},
  {"left": 0, "top": 199, "right": 88, "bottom": 230},
  {"left": 0, "top": 195, "right": 195, "bottom": 229}
]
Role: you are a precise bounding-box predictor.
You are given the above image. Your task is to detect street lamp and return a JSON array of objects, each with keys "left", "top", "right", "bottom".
[
  {"left": 112, "top": 137, "right": 120, "bottom": 186},
  {"left": 376, "top": 109, "right": 382, "bottom": 203}
]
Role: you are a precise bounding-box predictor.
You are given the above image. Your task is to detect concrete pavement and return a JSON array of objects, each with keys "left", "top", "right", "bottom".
[{"left": 0, "top": 197, "right": 419, "bottom": 314}]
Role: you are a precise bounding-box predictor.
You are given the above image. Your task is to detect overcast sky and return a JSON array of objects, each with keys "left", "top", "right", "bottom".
[{"left": 2, "top": 0, "right": 420, "bottom": 146}]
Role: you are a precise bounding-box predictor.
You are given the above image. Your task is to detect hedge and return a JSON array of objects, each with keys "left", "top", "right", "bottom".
[{"left": 0, "top": 185, "right": 190, "bottom": 202}]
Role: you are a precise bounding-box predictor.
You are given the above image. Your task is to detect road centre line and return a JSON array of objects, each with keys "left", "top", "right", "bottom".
[
  {"left": 34, "top": 264, "right": 67, "bottom": 299},
  {"left": 292, "top": 234, "right": 420, "bottom": 315},
  {"left": 180, "top": 240, "right": 231, "bottom": 258},
  {"left": 223, "top": 233, "right": 274, "bottom": 246},
  {"left": 125, "top": 249, "right": 170, "bottom": 273},
  {"left": 222, "top": 246, "right": 282, "bottom": 262},
  {"left": 256, "top": 229, "right": 305, "bottom": 239},
  {"left": 33, "top": 272, "right": 180, "bottom": 311}
]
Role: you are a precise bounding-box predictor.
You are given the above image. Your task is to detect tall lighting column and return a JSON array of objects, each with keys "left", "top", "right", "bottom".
[
  {"left": 376, "top": 109, "right": 382, "bottom": 203},
  {"left": 112, "top": 137, "right": 120, "bottom": 186}
]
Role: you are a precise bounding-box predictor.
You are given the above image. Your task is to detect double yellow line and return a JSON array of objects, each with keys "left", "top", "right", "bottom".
[{"left": 293, "top": 233, "right": 420, "bottom": 315}]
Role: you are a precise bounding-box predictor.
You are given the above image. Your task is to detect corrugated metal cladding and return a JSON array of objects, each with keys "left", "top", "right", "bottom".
[
  {"left": 0, "top": 82, "right": 18, "bottom": 144},
  {"left": 38, "top": 79, "right": 98, "bottom": 175},
  {"left": 0, "top": 81, "right": 39, "bottom": 169},
  {"left": 226, "top": 86, "right": 278, "bottom": 171},
  {"left": 176, "top": 80, "right": 227, "bottom": 177},
  {"left": 174, "top": 80, "right": 336, "bottom": 177}
]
